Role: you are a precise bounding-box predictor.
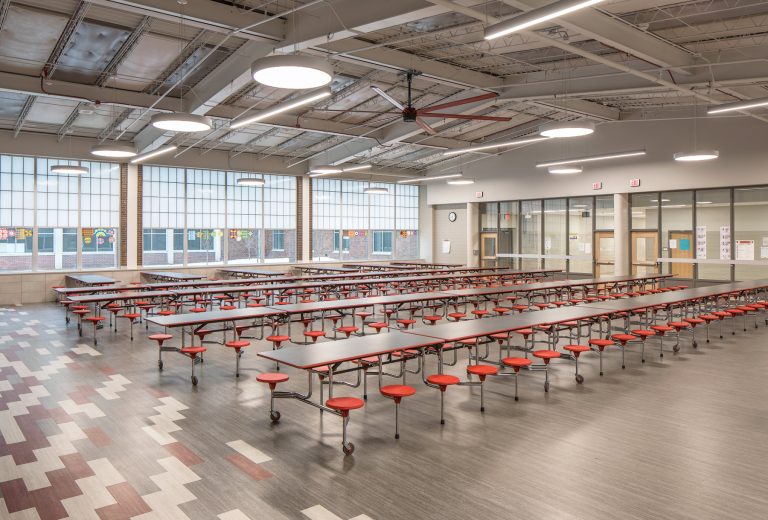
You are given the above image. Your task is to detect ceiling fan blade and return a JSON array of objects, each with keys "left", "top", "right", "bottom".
[
  {"left": 371, "top": 86, "right": 404, "bottom": 110},
  {"left": 418, "top": 112, "right": 512, "bottom": 122},
  {"left": 415, "top": 117, "right": 437, "bottom": 135},
  {"left": 422, "top": 92, "right": 498, "bottom": 112}
]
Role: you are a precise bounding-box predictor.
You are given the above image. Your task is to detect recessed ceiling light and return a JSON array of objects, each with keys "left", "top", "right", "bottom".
[
  {"left": 90, "top": 143, "right": 137, "bottom": 158},
  {"left": 151, "top": 113, "right": 212, "bottom": 133},
  {"left": 539, "top": 121, "right": 595, "bottom": 138},
  {"left": 548, "top": 165, "right": 583, "bottom": 175},
  {"left": 673, "top": 150, "right": 719, "bottom": 162},
  {"left": 50, "top": 164, "right": 89, "bottom": 175},
  {"left": 251, "top": 55, "right": 333, "bottom": 89}
]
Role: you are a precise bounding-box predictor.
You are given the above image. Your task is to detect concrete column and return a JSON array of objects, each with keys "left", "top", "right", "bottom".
[
  {"left": 301, "top": 177, "right": 311, "bottom": 261},
  {"left": 467, "top": 202, "right": 480, "bottom": 267},
  {"left": 126, "top": 164, "right": 139, "bottom": 269},
  {"left": 418, "top": 187, "right": 433, "bottom": 262},
  {"left": 614, "top": 193, "right": 630, "bottom": 276}
]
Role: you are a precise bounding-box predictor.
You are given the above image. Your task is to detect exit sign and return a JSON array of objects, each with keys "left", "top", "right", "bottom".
[
  {"left": 629, "top": 178, "right": 641, "bottom": 187},
  {"left": 475, "top": 191, "right": 484, "bottom": 198},
  {"left": 592, "top": 181, "right": 603, "bottom": 190}
]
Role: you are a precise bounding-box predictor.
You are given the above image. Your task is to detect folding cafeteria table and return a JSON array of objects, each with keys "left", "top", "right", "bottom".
[
  {"left": 65, "top": 274, "right": 117, "bottom": 287},
  {"left": 141, "top": 271, "right": 207, "bottom": 282}
]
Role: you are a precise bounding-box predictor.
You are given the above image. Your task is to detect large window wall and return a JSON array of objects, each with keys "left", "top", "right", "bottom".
[
  {"left": 312, "top": 179, "right": 419, "bottom": 261},
  {"left": 630, "top": 187, "right": 768, "bottom": 281},
  {"left": 142, "top": 166, "right": 296, "bottom": 266},
  {"left": 0, "top": 154, "right": 119, "bottom": 272},
  {"left": 480, "top": 195, "right": 614, "bottom": 275}
]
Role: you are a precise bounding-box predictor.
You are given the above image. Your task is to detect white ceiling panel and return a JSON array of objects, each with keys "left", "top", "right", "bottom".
[
  {"left": 26, "top": 98, "right": 80, "bottom": 125},
  {"left": 114, "top": 33, "right": 183, "bottom": 91},
  {"left": 0, "top": 5, "right": 69, "bottom": 75}
]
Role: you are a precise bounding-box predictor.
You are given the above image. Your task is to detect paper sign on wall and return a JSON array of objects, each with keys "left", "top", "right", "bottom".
[
  {"left": 442, "top": 240, "right": 451, "bottom": 254},
  {"left": 544, "top": 237, "right": 552, "bottom": 251},
  {"left": 719, "top": 226, "right": 731, "bottom": 260},
  {"left": 669, "top": 239, "right": 678, "bottom": 250},
  {"left": 736, "top": 239, "right": 755, "bottom": 260},
  {"left": 696, "top": 225, "right": 707, "bottom": 259},
  {"left": 761, "top": 247, "right": 768, "bottom": 259},
  {"left": 680, "top": 238, "right": 691, "bottom": 251}
]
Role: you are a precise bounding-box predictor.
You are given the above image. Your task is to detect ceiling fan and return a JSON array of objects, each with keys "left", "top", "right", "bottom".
[{"left": 370, "top": 71, "right": 512, "bottom": 135}]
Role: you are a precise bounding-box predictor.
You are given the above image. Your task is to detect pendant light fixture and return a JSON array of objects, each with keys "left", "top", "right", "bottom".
[
  {"left": 539, "top": 120, "right": 595, "bottom": 138},
  {"left": 363, "top": 186, "right": 389, "bottom": 195},
  {"left": 251, "top": 55, "right": 334, "bottom": 90},
  {"left": 398, "top": 174, "right": 463, "bottom": 184},
  {"left": 537, "top": 150, "right": 646, "bottom": 168},
  {"left": 150, "top": 2, "right": 212, "bottom": 133},
  {"left": 90, "top": 143, "right": 137, "bottom": 158},
  {"left": 674, "top": 95, "right": 718, "bottom": 162},
  {"left": 237, "top": 176, "right": 266, "bottom": 187},
  {"left": 443, "top": 135, "right": 550, "bottom": 156},
  {"left": 50, "top": 164, "right": 89, "bottom": 175}
]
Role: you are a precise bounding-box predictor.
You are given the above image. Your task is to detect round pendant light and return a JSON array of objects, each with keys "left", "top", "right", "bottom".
[
  {"left": 251, "top": 55, "right": 334, "bottom": 89},
  {"left": 539, "top": 121, "right": 595, "bottom": 138},
  {"left": 447, "top": 178, "right": 475, "bottom": 185},
  {"left": 90, "top": 143, "right": 137, "bottom": 158},
  {"left": 151, "top": 113, "right": 212, "bottom": 133},
  {"left": 363, "top": 186, "right": 389, "bottom": 195},
  {"left": 673, "top": 150, "right": 719, "bottom": 162},
  {"left": 50, "top": 164, "right": 89, "bottom": 175},
  {"left": 548, "top": 165, "right": 583, "bottom": 174},
  {"left": 237, "top": 177, "right": 266, "bottom": 187}
]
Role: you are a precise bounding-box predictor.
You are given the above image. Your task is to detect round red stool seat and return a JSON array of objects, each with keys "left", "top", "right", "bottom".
[
  {"left": 611, "top": 333, "right": 637, "bottom": 344},
  {"left": 699, "top": 314, "right": 718, "bottom": 322},
  {"left": 120, "top": 313, "right": 141, "bottom": 320},
  {"left": 684, "top": 317, "right": 705, "bottom": 326},
  {"left": 225, "top": 340, "right": 250, "bottom": 350},
  {"left": 149, "top": 333, "right": 173, "bottom": 342},
  {"left": 380, "top": 385, "right": 416, "bottom": 401},
  {"left": 426, "top": 374, "right": 460, "bottom": 388},
  {"left": 471, "top": 310, "right": 488, "bottom": 317},
  {"left": 257, "top": 373, "right": 289, "bottom": 390},
  {"left": 447, "top": 312, "right": 466, "bottom": 320},
  {"left": 493, "top": 307, "right": 511, "bottom": 314},
  {"left": 85, "top": 316, "right": 105, "bottom": 323},
  {"left": 368, "top": 322, "right": 388, "bottom": 333},
  {"left": 304, "top": 330, "right": 326, "bottom": 342},
  {"left": 589, "top": 338, "right": 614, "bottom": 350},
  {"left": 502, "top": 357, "right": 532, "bottom": 370},
  {"left": 396, "top": 319, "right": 416, "bottom": 328},
  {"left": 72, "top": 309, "right": 90, "bottom": 316},
  {"left": 180, "top": 346, "right": 206, "bottom": 355},
  {"left": 467, "top": 364, "right": 499, "bottom": 379},
  {"left": 631, "top": 329, "right": 656, "bottom": 338},
  {"left": 563, "top": 344, "right": 590, "bottom": 356},
  {"left": 326, "top": 397, "right": 365, "bottom": 414},
  {"left": 533, "top": 350, "right": 561, "bottom": 362},
  {"left": 220, "top": 305, "right": 237, "bottom": 311},
  {"left": 336, "top": 326, "right": 359, "bottom": 337},
  {"left": 392, "top": 349, "right": 419, "bottom": 358},
  {"left": 668, "top": 321, "right": 690, "bottom": 330},
  {"left": 423, "top": 315, "right": 442, "bottom": 323},
  {"left": 157, "top": 310, "right": 175, "bottom": 316}
]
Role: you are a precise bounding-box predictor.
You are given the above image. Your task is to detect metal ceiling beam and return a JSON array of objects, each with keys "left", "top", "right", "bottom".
[
  {"left": 533, "top": 98, "right": 620, "bottom": 121},
  {"left": 96, "top": 16, "right": 151, "bottom": 86},
  {"left": 13, "top": 96, "right": 36, "bottom": 138},
  {"left": 500, "top": 0, "right": 697, "bottom": 73},
  {"left": 0, "top": 0, "right": 11, "bottom": 30}
]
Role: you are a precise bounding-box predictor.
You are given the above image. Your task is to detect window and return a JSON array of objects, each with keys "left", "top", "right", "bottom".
[
  {"left": 142, "top": 167, "right": 296, "bottom": 266},
  {"left": 543, "top": 198, "right": 567, "bottom": 271},
  {"left": 696, "top": 189, "right": 731, "bottom": 280},
  {"left": 373, "top": 230, "right": 393, "bottom": 254},
  {"left": 312, "top": 179, "right": 419, "bottom": 261},
  {"left": 272, "top": 230, "right": 285, "bottom": 251},
  {"left": 521, "top": 200, "right": 542, "bottom": 269}
]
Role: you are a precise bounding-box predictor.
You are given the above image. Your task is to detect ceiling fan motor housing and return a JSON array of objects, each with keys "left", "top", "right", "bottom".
[{"left": 402, "top": 106, "right": 418, "bottom": 122}]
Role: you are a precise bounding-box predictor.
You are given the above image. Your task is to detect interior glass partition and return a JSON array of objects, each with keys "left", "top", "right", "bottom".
[
  {"left": 734, "top": 187, "right": 768, "bottom": 280},
  {"left": 520, "top": 200, "right": 542, "bottom": 269},
  {"left": 660, "top": 191, "right": 694, "bottom": 279},
  {"left": 543, "top": 198, "right": 567, "bottom": 271},
  {"left": 498, "top": 201, "right": 519, "bottom": 269},
  {"left": 569, "top": 197, "right": 593, "bottom": 274},
  {"left": 695, "top": 188, "right": 731, "bottom": 280}
]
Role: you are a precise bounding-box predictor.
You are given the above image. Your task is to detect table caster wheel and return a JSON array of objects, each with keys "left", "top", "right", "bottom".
[
  {"left": 673, "top": 344, "right": 680, "bottom": 353},
  {"left": 158, "top": 360, "right": 163, "bottom": 371},
  {"left": 270, "top": 411, "right": 281, "bottom": 423},
  {"left": 575, "top": 374, "right": 584, "bottom": 384},
  {"left": 544, "top": 382, "right": 550, "bottom": 392},
  {"left": 191, "top": 375, "right": 198, "bottom": 386},
  {"left": 693, "top": 341, "right": 698, "bottom": 348},
  {"left": 342, "top": 442, "right": 355, "bottom": 455}
]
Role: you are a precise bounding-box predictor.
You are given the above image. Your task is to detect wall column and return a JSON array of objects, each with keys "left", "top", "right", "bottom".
[
  {"left": 614, "top": 193, "right": 630, "bottom": 276},
  {"left": 418, "top": 187, "right": 433, "bottom": 262},
  {"left": 467, "top": 202, "right": 480, "bottom": 267},
  {"left": 300, "top": 177, "right": 311, "bottom": 262},
  {"left": 126, "top": 163, "right": 139, "bottom": 269}
]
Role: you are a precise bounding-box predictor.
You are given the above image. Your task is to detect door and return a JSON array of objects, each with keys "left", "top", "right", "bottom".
[
  {"left": 669, "top": 230, "right": 694, "bottom": 279},
  {"left": 480, "top": 232, "right": 497, "bottom": 267},
  {"left": 594, "top": 231, "right": 614, "bottom": 277},
  {"left": 632, "top": 231, "right": 659, "bottom": 275}
]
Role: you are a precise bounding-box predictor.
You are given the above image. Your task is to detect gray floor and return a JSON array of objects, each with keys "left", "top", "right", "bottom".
[{"left": 2, "top": 303, "right": 768, "bottom": 519}]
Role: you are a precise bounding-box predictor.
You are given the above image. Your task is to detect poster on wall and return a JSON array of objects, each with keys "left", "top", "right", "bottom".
[
  {"left": 736, "top": 239, "right": 755, "bottom": 260},
  {"left": 442, "top": 240, "right": 451, "bottom": 254},
  {"left": 719, "top": 226, "right": 731, "bottom": 260},
  {"left": 695, "top": 225, "right": 707, "bottom": 259}
]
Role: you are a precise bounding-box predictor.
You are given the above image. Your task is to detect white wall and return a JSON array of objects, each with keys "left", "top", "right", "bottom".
[
  {"left": 433, "top": 204, "right": 468, "bottom": 265},
  {"left": 427, "top": 117, "right": 768, "bottom": 205}
]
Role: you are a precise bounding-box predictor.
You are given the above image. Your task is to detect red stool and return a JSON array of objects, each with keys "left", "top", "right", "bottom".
[
  {"left": 84, "top": 316, "right": 106, "bottom": 346},
  {"left": 71, "top": 309, "right": 90, "bottom": 335},
  {"left": 118, "top": 313, "right": 141, "bottom": 340},
  {"left": 149, "top": 333, "right": 173, "bottom": 370},
  {"left": 697, "top": 314, "right": 719, "bottom": 343},
  {"left": 668, "top": 321, "right": 691, "bottom": 352},
  {"left": 471, "top": 309, "right": 488, "bottom": 319},
  {"left": 194, "top": 328, "right": 214, "bottom": 345},
  {"left": 447, "top": 312, "right": 466, "bottom": 321},
  {"left": 502, "top": 357, "right": 532, "bottom": 400},
  {"left": 380, "top": 385, "right": 416, "bottom": 439},
  {"left": 225, "top": 340, "right": 250, "bottom": 377},
  {"left": 179, "top": 346, "right": 206, "bottom": 385},
  {"left": 267, "top": 334, "right": 290, "bottom": 349},
  {"left": 423, "top": 315, "right": 442, "bottom": 325},
  {"left": 532, "top": 350, "right": 561, "bottom": 392},
  {"left": 336, "top": 326, "right": 358, "bottom": 338},
  {"left": 512, "top": 328, "right": 534, "bottom": 352},
  {"left": 256, "top": 373, "right": 289, "bottom": 423},
  {"left": 630, "top": 329, "right": 656, "bottom": 363},
  {"left": 368, "top": 322, "right": 388, "bottom": 334},
  {"left": 684, "top": 317, "right": 705, "bottom": 347},
  {"left": 467, "top": 364, "right": 498, "bottom": 411},
  {"left": 326, "top": 397, "right": 365, "bottom": 455},
  {"left": 304, "top": 330, "right": 326, "bottom": 343},
  {"left": 651, "top": 324, "right": 675, "bottom": 357},
  {"left": 562, "top": 345, "right": 590, "bottom": 383},
  {"left": 611, "top": 333, "right": 638, "bottom": 370},
  {"left": 396, "top": 318, "right": 416, "bottom": 329},
  {"left": 588, "top": 338, "right": 614, "bottom": 375},
  {"left": 426, "top": 374, "right": 460, "bottom": 424}
]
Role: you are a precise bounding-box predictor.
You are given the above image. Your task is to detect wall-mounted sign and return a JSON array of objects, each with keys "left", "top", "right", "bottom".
[
  {"left": 591, "top": 181, "right": 603, "bottom": 190},
  {"left": 629, "top": 178, "right": 641, "bottom": 187},
  {"left": 719, "top": 226, "right": 731, "bottom": 259},
  {"left": 695, "top": 225, "right": 707, "bottom": 259},
  {"left": 475, "top": 191, "right": 484, "bottom": 198}
]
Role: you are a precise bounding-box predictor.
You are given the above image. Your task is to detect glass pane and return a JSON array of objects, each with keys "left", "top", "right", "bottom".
[
  {"left": 569, "top": 197, "right": 593, "bottom": 274},
  {"left": 521, "top": 200, "right": 541, "bottom": 270},
  {"left": 543, "top": 199, "right": 566, "bottom": 271},
  {"left": 595, "top": 195, "right": 614, "bottom": 230},
  {"left": 661, "top": 191, "right": 693, "bottom": 280},
  {"left": 696, "top": 188, "right": 731, "bottom": 281},
  {"left": 631, "top": 193, "right": 658, "bottom": 230},
  {"left": 734, "top": 186, "right": 768, "bottom": 280},
  {"left": 498, "top": 201, "right": 518, "bottom": 269}
]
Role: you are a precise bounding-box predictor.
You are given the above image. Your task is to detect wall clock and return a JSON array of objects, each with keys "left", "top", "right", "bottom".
[{"left": 448, "top": 211, "right": 457, "bottom": 222}]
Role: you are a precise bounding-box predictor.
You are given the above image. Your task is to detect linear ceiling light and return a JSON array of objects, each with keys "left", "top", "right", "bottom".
[
  {"left": 50, "top": 164, "right": 89, "bottom": 175},
  {"left": 536, "top": 149, "right": 646, "bottom": 168},
  {"left": 673, "top": 150, "right": 719, "bottom": 162},
  {"left": 548, "top": 165, "right": 583, "bottom": 174},
  {"left": 341, "top": 164, "right": 372, "bottom": 172},
  {"left": 251, "top": 55, "right": 333, "bottom": 89},
  {"left": 90, "top": 143, "right": 137, "bottom": 158},
  {"left": 443, "top": 136, "right": 550, "bottom": 156},
  {"left": 308, "top": 163, "right": 372, "bottom": 176},
  {"left": 447, "top": 178, "right": 475, "bottom": 185},
  {"left": 707, "top": 97, "right": 768, "bottom": 115},
  {"left": 398, "top": 174, "right": 463, "bottom": 184},
  {"left": 484, "top": 0, "right": 606, "bottom": 40},
  {"left": 539, "top": 120, "right": 595, "bottom": 138},
  {"left": 230, "top": 88, "right": 332, "bottom": 129},
  {"left": 150, "top": 113, "right": 212, "bottom": 133},
  {"left": 130, "top": 145, "right": 178, "bottom": 164}
]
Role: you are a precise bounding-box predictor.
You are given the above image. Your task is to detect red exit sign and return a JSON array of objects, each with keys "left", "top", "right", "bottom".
[
  {"left": 629, "top": 178, "right": 641, "bottom": 187},
  {"left": 592, "top": 181, "right": 603, "bottom": 190}
]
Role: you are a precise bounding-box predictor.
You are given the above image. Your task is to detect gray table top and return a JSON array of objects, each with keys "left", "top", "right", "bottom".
[
  {"left": 66, "top": 274, "right": 117, "bottom": 285},
  {"left": 147, "top": 306, "right": 283, "bottom": 328},
  {"left": 142, "top": 271, "right": 207, "bottom": 280}
]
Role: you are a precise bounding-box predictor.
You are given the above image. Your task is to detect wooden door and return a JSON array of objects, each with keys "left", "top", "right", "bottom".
[
  {"left": 631, "top": 231, "right": 659, "bottom": 275},
  {"left": 480, "top": 233, "right": 497, "bottom": 267},
  {"left": 594, "top": 231, "right": 614, "bottom": 277},
  {"left": 669, "top": 230, "right": 694, "bottom": 279}
]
